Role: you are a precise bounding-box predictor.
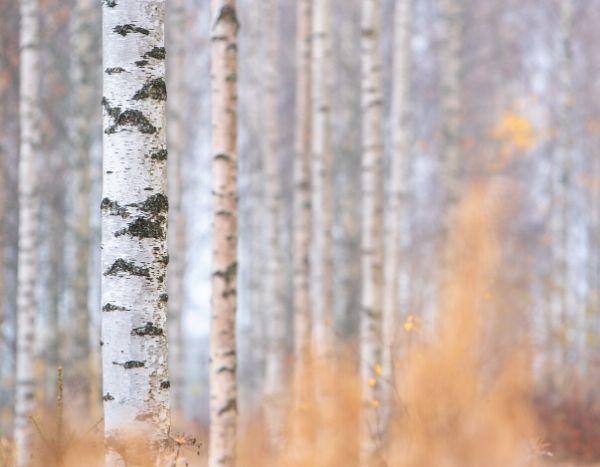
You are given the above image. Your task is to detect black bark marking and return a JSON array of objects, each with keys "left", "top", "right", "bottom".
[
  {"left": 131, "top": 322, "right": 164, "bottom": 337},
  {"left": 135, "top": 60, "right": 149, "bottom": 67},
  {"left": 105, "top": 259, "right": 150, "bottom": 277},
  {"left": 103, "top": 303, "right": 128, "bottom": 312},
  {"left": 160, "top": 380, "right": 170, "bottom": 389},
  {"left": 217, "top": 365, "right": 236, "bottom": 374},
  {"left": 103, "top": 392, "right": 115, "bottom": 401},
  {"left": 113, "top": 360, "right": 145, "bottom": 369},
  {"left": 218, "top": 398, "right": 237, "bottom": 416},
  {"left": 113, "top": 24, "right": 150, "bottom": 36},
  {"left": 213, "top": 261, "right": 237, "bottom": 283},
  {"left": 116, "top": 217, "right": 165, "bottom": 239},
  {"left": 159, "top": 293, "right": 168, "bottom": 302},
  {"left": 139, "top": 193, "right": 168, "bottom": 214},
  {"left": 143, "top": 47, "right": 166, "bottom": 60},
  {"left": 101, "top": 197, "right": 130, "bottom": 218},
  {"left": 133, "top": 78, "right": 167, "bottom": 101},
  {"left": 150, "top": 148, "right": 168, "bottom": 161},
  {"left": 214, "top": 5, "right": 240, "bottom": 31},
  {"left": 104, "top": 0, "right": 117, "bottom": 6},
  {"left": 105, "top": 67, "right": 125, "bottom": 74},
  {"left": 102, "top": 97, "right": 156, "bottom": 134},
  {"left": 214, "top": 153, "right": 231, "bottom": 162}
]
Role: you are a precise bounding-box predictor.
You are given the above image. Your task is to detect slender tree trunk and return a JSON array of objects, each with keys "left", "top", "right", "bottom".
[
  {"left": 293, "top": 0, "right": 313, "bottom": 378},
  {"left": 263, "top": 0, "right": 287, "bottom": 450},
  {"left": 359, "top": 0, "right": 385, "bottom": 464},
  {"left": 101, "top": 0, "right": 171, "bottom": 462},
  {"left": 381, "top": 0, "right": 412, "bottom": 429},
  {"left": 552, "top": 0, "right": 574, "bottom": 386},
  {"left": 311, "top": 0, "right": 334, "bottom": 363},
  {"left": 167, "top": 0, "right": 188, "bottom": 416},
  {"left": 68, "top": 0, "right": 95, "bottom": 409},
  {"left": 290, "top": 0, "right": 314, "bottom": 462},
  {"left": 439, "top": 0, "right": 464, "bottom": 273},
  {"left": 15, "top": 0, "right": 40, "bottom": 463},
  {"left": 209, "top": 2, "right": 239, "bottom": 467}
]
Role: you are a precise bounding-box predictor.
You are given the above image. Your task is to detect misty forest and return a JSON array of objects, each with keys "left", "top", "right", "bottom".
[{"left": 0, "top": 0, "right": 599, "bottom": 465}]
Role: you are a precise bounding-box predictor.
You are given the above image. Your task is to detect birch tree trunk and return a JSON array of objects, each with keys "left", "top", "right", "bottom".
[
  {"left": 167, "top": 0, "right": 187, "bottom": 416},
  {"left": 439, "top": 0, "right": 464, "bottom": 273},
  {"left": 290, "top": 0, "right": 313, "bottom": 461},
  {"left": 263, "top": 0, "right": 287, "bottom": 449},
  {"left": 209, "top": 2, "right": 239, "bottom": 467},
  {"left": 293, "top": 0, "right": 313, "bottom": 377},
  {"left": 312, "top": 0, "right": 334, "bottom": 363},
  {"left": 381, "top": 0, "right": 412, "bottom": 428},
  {"left": 68, "top": 0, "right": 95, "bottom": 409},
  {"left": 359, "top": 0, "right": 385, "bottom": 464},
  {"left": 15, "top": 0, "right": 40, "bottom": 463},
  {"left": 101, "top": 0, "right": 171, "bottom": 462},
  {"left": 552, "top": 0, "right": 574, "bottom": 386}
]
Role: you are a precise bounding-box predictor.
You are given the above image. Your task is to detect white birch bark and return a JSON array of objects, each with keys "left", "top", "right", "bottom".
[
  {"left": 68, "top": 0, "right": 96, "bottom": 409},
  {"left": 101, "top": 0, "right": 171, "bottom": 462},
  {"left": 381, "top": 0, "right": 412, "bottom": 428},
  {"left": 359, "top": 0, "right": 385, "bottom": 464},
  {"left": 263, "top": 0, "right": 287, "bottom": 449},
  {"left": 15, "top": 0, "right": 40, "bottom": 464},
  {"left": 166, "top": 0, "right": 187, "bottom": 415},
  {"left": 209, "top": 2, "right": 239, "bottom": 467}
]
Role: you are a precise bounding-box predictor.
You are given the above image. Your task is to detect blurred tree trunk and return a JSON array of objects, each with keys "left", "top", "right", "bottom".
[
  {"left": 167, "top": 0, "right": 187, "bottom": 416},
  {"left": 293, "top": 0, "right": 312, "bottom": 378},
  {"left": 209, "top": 2, "right": 239, "bottom": 467},
  {"left": 359, "top": 0, "right": 385, "bottom": 464},
  {"left": 552, "top": 0, "right": 574, "bottom": 384},
  {"left": 312, "top": 0, "right": 334, "bottom": 362},
  {"left": 290, "top": 0, "right": 313, "bottom": 462},
  {"left": 15, "top": 0, "right": 40, "bottom": 464},
  {"left": 68, "top": 0, "right": 95, "bottom": 410},
  {"left": 382, "top": 0, "right": 412, "bottom": 430},
  {"left": 101, "top": 0, "right": 171, "bottom": 461},
  {"left": 263, "top": 0, "right": 287, "bottom": 451},
  {"left": 439, "top": 0, "right": 464, "bottom": 277}
]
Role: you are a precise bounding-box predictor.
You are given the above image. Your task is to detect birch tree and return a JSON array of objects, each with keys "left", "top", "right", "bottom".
[
  {"left": 14, "top": 0, "right": 40, "bottom": 463},
  {"left": 552, "top": 0, "right": 574, "bottom": 383},
  {"left": 167, "top": 0, "right": 187, "bottom": 415},
  {"left": 209, "top": 2, "right": 239, "bottom": 466},
  {"left": 101, "top": 0, "right": 170, "bottom": 461},
  {"left": 311, "top": 0, "right": 334, "bottom": 362},
  {"left": 293, "top": 0, "right": 313, "bottom": 375},
  {"left": 439, "top": 0, "right": 464, "bottom": 266},
  {"left": 263, "top": 0, "right": 287, "bottom": 449},
  {"left": 381, "top": 0, "right": 412, "bottom": 427},
  {"left": 359, "top": 0, "right": 385, "bottom": 463},
  {"left": 68, "top": 0, "right": 96, "bottom": 409}
]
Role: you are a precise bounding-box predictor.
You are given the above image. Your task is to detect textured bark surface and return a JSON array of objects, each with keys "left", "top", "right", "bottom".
[
  {"left": 101, "top": 0, "right": 171, "bottom": 462},
  {"left": 68, "top": 0, "right": 96, "bottom": 410},
  {"left": 359, "top": 0, "right": 385, "bottom": 464},
  {"left": 166, "top": 0, "right": 187, "bottom": 415},
  {"left": 263, "top": 0, "right": 287, "bottom": 450},
  {"left": 15, "top": 0, "right": 40, "bottom": 464},
  {"left": 209, "top": 2, "right": 239, "bottom": 467},
  {"left": 381, "top": 0, "right": 412, "bottom": 428}
]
